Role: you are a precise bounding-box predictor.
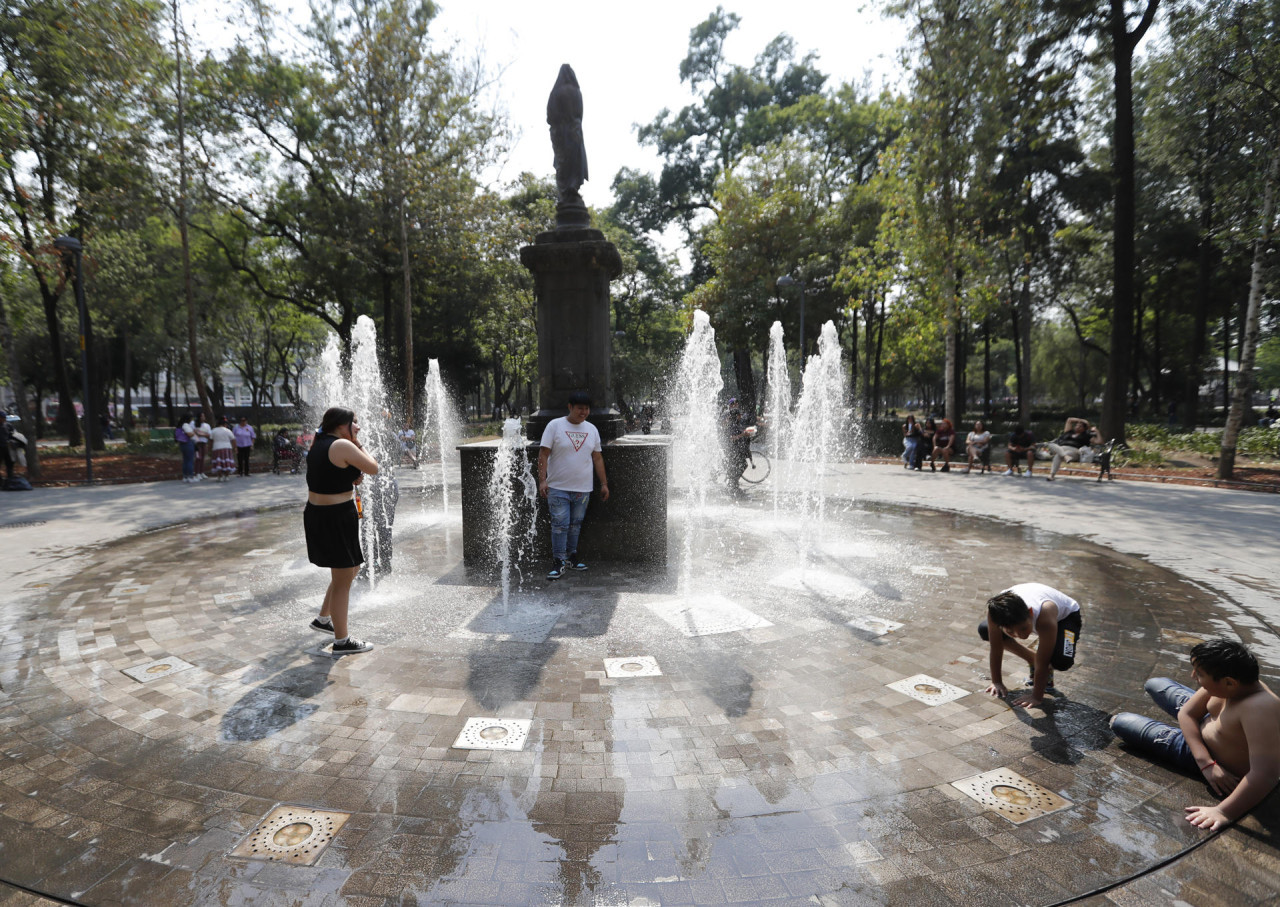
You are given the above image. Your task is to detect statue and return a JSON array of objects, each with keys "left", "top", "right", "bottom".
[{"left": 547, "top": 64, "right": 589, "bottom": 227}]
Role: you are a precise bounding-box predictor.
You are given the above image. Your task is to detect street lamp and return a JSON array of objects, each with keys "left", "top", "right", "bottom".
[
  {"left": 776, "top": 273, "right": 807, "bottom": 356},
  {"left": 54, "top": 235, "right": 93, "bottom": 484}
]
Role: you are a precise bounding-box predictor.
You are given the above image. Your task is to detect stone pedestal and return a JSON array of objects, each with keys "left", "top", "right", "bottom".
[
  {"left": 459, "top": 435, "right": 669, "bottom": 568},
  {"left": 520, "top": 228, "right": 623, "bottom": 443}
]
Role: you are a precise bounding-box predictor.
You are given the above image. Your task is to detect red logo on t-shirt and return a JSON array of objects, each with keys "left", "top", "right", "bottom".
[{"left": 566, "top": 431, "right": 588, "bottom": 452}]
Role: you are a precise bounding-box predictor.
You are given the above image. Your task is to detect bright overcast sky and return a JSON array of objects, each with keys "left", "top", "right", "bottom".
[
  {"left": 431, "top": 1, "right": 909, "bottom": 208},
  {"left": 195, "top": 1, "right": 910, "bottom": 210}
]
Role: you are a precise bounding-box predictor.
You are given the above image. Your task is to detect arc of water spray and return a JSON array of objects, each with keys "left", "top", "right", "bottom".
[
  {"left": 421, "top": 359, "right": 458, "bottom": 514},
  {"left": 764, "top": 321, "right": 792, "bottom": 523},
  {"left": 671, "top": 310, "right": 724, "bottom": 594}
]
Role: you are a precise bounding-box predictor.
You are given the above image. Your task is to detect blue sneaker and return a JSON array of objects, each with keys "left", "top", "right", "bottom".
[{"left": 547, "top": 560, "right": 565, "bottom": 580}]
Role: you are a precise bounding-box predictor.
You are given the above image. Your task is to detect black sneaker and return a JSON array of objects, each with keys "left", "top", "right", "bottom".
[
  {"left": 309, "top": 617, "right": 334, "bottom": 634},
  {"left": 547, "top": 560, "right": 566, "bottom": 580},
  {"left": 331, "top": 637, "right": 373, "bottom": 655},
  {"left": 567, "top": 554, "right": 587, "bottom": 571},
  {"left": 1026, "top": 668, "right": 1056, "bottom": 691}
]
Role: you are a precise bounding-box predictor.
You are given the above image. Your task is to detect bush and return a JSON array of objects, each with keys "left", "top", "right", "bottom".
[{"left": 1113, "top": 446, "right": 1163, "bottom": 468}]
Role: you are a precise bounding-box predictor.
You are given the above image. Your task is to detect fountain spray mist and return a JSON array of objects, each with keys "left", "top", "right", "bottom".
[
  {"left": 489, "top": 418, "right": 539, "bottom": 612},
  {"left": 422, "top": 360, "right": 459, "bottom": 513},
  {"left": 764, "top": 321, "right": 792, "bottom": 521},
  {"left": 789, "top": 321, "right": 847, "bottom": 560},
  {"left": 670, "top": 310, "right": 724, "bottom": 590}
]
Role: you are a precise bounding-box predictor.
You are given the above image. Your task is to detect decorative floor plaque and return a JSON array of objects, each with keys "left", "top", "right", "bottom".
[
  {"left": 109, "top": 583, "right": 150, "bottom": 597},
  {"left": 122, "top": 657, "right": 196, "bottom": 683},
  {"left": 603, "top": 656, "right": 662, "bottom": 678},
  {"left": 847, "top": 616, "right": 904, "bottom": 637},
  {"left": 951, "top": 769, "right": 1073, "bottom": 824},
  {"left": 229, "top": 805, "right": 350, "bottom": 865},
  {"left": 886, "top": 674, "right": 969, "bottom": 706},
  {"left": 452, "top": 717, "right": 532, "bottom": 751}
]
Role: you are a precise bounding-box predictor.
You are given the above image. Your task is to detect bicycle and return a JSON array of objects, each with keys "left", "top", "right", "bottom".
[{"left": 740, "top": 443, "right": 771, "bottom": 484}]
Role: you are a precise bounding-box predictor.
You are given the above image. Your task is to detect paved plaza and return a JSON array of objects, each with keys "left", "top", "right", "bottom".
[{"left": 0, "top": 461, "right": 1277, "bottom": 905}]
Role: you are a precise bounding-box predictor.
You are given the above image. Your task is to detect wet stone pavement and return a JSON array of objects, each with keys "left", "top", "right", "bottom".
[{"left": 1, "top": 490, "right": 1277, "bottom": 905}]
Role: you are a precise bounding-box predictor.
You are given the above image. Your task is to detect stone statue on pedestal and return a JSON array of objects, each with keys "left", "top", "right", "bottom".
[{"left": 547, "top": 64, "right": 590, "bottom": 230}]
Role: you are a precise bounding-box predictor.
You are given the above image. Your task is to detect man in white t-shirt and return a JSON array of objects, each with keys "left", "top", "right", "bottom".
[
  {"left": 538, "top": 392, "right": 610, "bottom": 580},
  {"left": 979, "top": 582, "right": 1083, "bottom": 707},
  {"left": 193, "top": 411, "right": 212, "bottom": 479}
]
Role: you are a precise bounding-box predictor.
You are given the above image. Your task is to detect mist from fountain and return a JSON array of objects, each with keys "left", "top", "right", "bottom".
[
  {"left": 422, "top": 359, "right": 460, "bottom": 513},
  {"left": 669, "top": 310, "right": 724, "bottom": 591},
  {"left": 344, "top": 316, "right": 395, "bottom": 583},
  {"left": 763, "top": 321, "right": 792, "bottom": 522},
  {"left": 489, "top": 418, "right": 539, "bottom": 611},
  {"left": 311, "top": 333, "right": 348, "bottom": 429},
  {"left": 789, "top": 321, "right": 848, "bottom": 562}
]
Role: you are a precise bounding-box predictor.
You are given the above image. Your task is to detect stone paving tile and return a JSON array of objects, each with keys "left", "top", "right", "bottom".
[{"left": 0, "top": 498, "right": 1277, "bottom": 905}]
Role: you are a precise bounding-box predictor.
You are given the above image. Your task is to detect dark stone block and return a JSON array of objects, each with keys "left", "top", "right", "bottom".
[{"left": 459, "top": 436, "right": 668, "bottom": 566}]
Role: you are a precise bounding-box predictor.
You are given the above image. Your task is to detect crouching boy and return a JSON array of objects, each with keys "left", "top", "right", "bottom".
[
  {"left": 980, "top": 583, "right": 1083, "bottom": 708},
  {"left": 1111, "top": 638, "right": 1280, "bottom": 831}
]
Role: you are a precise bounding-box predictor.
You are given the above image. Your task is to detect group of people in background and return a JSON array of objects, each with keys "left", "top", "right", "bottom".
[
  {"left": 177, "top": 412, "right": 258, "bottom": 483},
  {"left": 902, "top": 415, "right": 1103, "bottom": 480}
]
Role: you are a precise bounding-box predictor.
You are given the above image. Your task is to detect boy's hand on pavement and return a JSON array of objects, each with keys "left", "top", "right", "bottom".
[
  {"left": 984, "top": 682, "right": 1007, "bottom": 698},
  {"left": 1185, "top": 805, "right": 1232, "bottom": 831},
  {"left": 1203, "top": 764, "right": 1240, "bottom": 797},
  {"left": 1008, "top": 691, "right": 1044, "bottom": 708}
]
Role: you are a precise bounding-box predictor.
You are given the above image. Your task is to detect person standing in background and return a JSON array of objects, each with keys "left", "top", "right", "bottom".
[{"left": 233, "top": 415, "right": 257, "bottom": 477}]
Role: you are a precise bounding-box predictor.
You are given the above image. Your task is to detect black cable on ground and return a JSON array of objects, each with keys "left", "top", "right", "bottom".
[
  {"left": 1043, "top": 826, "right": 1226, "bottom": 905},
  {"left": 0, "top": 874, "right": 92, "bottom": 906}
]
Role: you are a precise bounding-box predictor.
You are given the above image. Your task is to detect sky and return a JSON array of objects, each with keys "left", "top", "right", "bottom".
[
  {"left": 430, "top": 1, "right": 909, "bottom": 208},
  {"left": 195, "top": 1, "right": 910, "bottom": 211}
]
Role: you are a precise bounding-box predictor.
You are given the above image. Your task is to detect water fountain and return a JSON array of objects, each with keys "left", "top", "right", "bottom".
[
  {"left": 763, "top": 321, "right": 792, "bottom": 521},
  {"left": 789, "top": 321, "right": 849, "bottom": 560},
  {"left": 488, "top": 418, "right": 539, "bottom": 609},
  {"left": 669, "top": 309, "right": 724, "bottom": 586},
  {"left": 421, "top": 359, "right": 459, "bottom": 513}
]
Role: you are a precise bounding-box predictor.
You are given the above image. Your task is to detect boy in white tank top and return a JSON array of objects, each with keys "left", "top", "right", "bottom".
[{"left": 979, "top": 582, "right": 1083, "bottom": 707}]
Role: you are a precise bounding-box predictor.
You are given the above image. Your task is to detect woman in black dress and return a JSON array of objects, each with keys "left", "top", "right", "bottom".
[{"left": 304, "top": 407, "right": 381, "bottom": 654}]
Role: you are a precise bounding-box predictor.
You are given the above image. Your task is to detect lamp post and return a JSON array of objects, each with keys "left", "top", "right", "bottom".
[
  {"left": 54, "top": 235, "right": 93, "bottom": 484},
  {"left": 775, "top": 273, "right": 807, "bottom": 357}
]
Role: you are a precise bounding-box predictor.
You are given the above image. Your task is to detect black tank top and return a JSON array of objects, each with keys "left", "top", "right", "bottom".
[{"left": 307, "top": 434, "right": 361, "bottom": 494}]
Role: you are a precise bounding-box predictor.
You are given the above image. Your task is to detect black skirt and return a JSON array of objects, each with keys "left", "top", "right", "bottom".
[{"left": 304, "top": 500, "right": 364, "bottom": 568}]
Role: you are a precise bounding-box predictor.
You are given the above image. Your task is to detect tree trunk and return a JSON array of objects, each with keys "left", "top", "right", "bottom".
[
  {"left": 39, "top": 285, "right": 81, "bottom": 445},
  {"left": 122, "top": 332, "right": 134, "bottom": 430},
  {"left": 0, "top": 291, "right": 41, "bottom": 478},
  {"left": 173, "top": 0, "right": 211, "bottom": 424},
  {"left": 983, "top": 317, "right": 991, "bottom": 424},
  {"left": 1186, "top": 110, "right": 1216, "bottom": 429},
  {"left": 400, "top": 194, "right": 414, "bottom": 423},
  {"left": 1218, "top": 145, "right": 1277, "bottom": 479},
  {"left": 1101, "top": 0, "right": 1160, "bottom": 445},
  {"left": 733, "top": 347, "right": 756, "bottom": 416}
]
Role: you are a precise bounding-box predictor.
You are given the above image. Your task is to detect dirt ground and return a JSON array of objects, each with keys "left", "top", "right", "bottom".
[
  {"left": 21, "top": 453, "right": 273, "bottom": 486},
  {"left": 16, "top": 450, "right": 1280, "bottom": 493}
]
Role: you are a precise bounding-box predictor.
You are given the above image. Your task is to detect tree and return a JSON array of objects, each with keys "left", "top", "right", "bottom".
[
  {"left": 0, "top": 0, "right": 166, "bottom": 445},
  {"left": 1098, "top": 0, "right": 1161, "bottom": 444}
]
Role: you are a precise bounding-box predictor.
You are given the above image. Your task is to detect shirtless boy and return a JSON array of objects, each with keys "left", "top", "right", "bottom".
[
  {"left": 980, "top": 583, "right": 1082, "bottom": 708},
  {"left": 1111, "top": 639, "right": 1280, "bottom": 830}
]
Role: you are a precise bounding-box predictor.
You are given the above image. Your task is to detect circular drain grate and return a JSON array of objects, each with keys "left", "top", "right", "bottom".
[
  {"left": 146, "top": 664, "right": 173, "bottom": 675},
  {"left": 914, "top": 683, "right": 942, "bottom": 695},
  {"left": 453, "top": 717, "right": 532, "bottom": 750},
  {"left": 478, "top": 725, "right": 509, "bottom": 741},
  {"left": 991, "top": 785, "right": 1034, "bottom": 807},
  {"left": 620, "top": 662, "right": 645, "bottom": 673},
  {"left": 246, "top": 810, "right": 338, "bottom": 861}
]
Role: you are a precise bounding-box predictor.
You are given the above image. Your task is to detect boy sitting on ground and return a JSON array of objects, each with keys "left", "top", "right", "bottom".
[
  {"left": 1111, "top": 639, "right": 1280, "bottom": 831},
  {"left": 980, "top": 583, "right": 1083, "bottom": 708}
]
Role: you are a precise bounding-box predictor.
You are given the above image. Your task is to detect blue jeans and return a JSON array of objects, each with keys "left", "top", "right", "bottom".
[
  {"left": 1111, "top": 678, "right": 1200, "bottom": 773},
  {"left": 902, "top": 438, "right": 917, "bottom": 466},
  {"left": 179, "top": 440, "right": 196, "bottom": 478},
  {"left": 547, "top": 488, "right": 590, "bottom": 561}
]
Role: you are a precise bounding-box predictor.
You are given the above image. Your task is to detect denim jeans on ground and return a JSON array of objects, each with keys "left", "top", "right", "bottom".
[
  {"left": 179, "top": 440, "right": 196, "bottom": 479},
  {"left": 547, "top": 488, "right": 590, "bottom": 561},
  {"left": 1110, "top": 677, "right": 1200, "bottom": 773}
]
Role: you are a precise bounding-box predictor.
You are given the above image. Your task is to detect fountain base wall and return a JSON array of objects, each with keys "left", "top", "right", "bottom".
[{"left": 459, "top": 436, "right": 669, "bottom": 566}]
